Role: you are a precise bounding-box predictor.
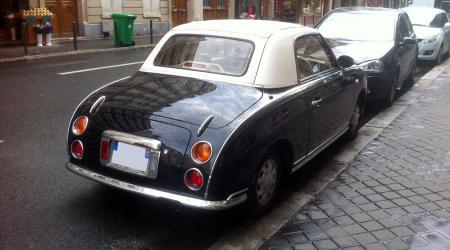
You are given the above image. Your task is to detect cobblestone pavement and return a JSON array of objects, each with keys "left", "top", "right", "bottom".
[{"left": 261, "top": 64, "right": 450, "bottom": 250}]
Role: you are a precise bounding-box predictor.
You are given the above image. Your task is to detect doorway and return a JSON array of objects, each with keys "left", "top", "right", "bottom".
[
  {"left": 172, "top": 0, "right": 188, "bottom": 27},
  {"left": 45, "top": 0, "right": 78, "bottom": 37}
]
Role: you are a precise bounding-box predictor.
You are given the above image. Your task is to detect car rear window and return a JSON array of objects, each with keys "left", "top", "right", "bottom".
[{"left": 153, "top": 35, "right": 254, "bottom": 76}]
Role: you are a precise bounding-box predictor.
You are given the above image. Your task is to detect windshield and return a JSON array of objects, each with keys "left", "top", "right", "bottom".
[
  {"left": 154, "top": 35, "right": 254, "bottom": 76},
  {"left": 317, "top": 12, "right": 397, "bottom": 42},
  {"left": 405, "top": 9, "right": 438, "bottom": 26}
]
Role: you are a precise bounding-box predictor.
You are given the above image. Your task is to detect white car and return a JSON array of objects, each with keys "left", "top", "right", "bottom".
[{"left": 404, "top": 7, "right": 450, "bottom": 63}]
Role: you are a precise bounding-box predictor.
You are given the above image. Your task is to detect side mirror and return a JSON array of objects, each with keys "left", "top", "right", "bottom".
[
  {"left": 445, "top": 23, "right": 450, "bottom": 31},
  {"left": 402, "top": 37, "right": 416, "bottom": 46},
  {"left": 337, "top": 55, "right": 354, "bottom": 68}
]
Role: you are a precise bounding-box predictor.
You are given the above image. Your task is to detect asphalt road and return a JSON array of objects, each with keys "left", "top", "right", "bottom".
[{"left": 0, "top": 49, "right": 433, "bottom": 249}]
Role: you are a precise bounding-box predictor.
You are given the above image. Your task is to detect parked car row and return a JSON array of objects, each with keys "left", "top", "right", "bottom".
[{"left": 66, "top": 7, "right": 449, "bottom": 213}]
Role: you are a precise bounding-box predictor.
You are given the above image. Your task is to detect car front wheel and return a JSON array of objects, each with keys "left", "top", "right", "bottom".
[
  {"left": 247, "top": 151, "right": 282, "bottom": 214},
  {"left": 384, "top": 71, "right": 398, "bottom": 107}
]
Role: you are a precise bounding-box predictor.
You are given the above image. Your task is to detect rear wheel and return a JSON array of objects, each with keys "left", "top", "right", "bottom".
[
  {"left": 346, "top": 96, "right": 364, "bottom": 140},
  {"left": 384, "top": 71, "right": 398, "bottom": 107},
  {"left": 436, "top": 45, "right": 444, "bottom": 65},
  {"left": 247, "top": 151, "right": 282, "bottom": 214}
]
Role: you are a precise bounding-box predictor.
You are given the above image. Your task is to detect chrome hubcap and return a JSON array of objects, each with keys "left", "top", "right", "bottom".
[{"left": 256, "top": 159, "right": 278, "bottom": 206}]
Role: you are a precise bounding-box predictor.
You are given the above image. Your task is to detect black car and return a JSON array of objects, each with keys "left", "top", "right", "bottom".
[
  {"left": 316, "top": 7, "right": 418, "bottom": 106},
  {"left": 67, "top": 20, "right": 367, "bottom": 213}
]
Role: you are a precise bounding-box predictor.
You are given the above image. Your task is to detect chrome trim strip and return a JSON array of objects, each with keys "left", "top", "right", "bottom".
[
  {"left": 291, "top": 125, "right": 348, "bottom": 173},
  {"left": 67, "top": 163, "right": 247, "bottom": 210},
  {"left": 102, "top": 130, "right": 161, "bottom": 150},
  {"left": 89, "top": 96, "right": 106, "bottom": 114},
  {"left": 197, "top": 115, "right": 214, "bottom": 137}
]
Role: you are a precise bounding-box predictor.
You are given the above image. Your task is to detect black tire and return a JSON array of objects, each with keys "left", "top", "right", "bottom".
[
  {"left": 405, "top": 60, "right": 416, "bottom": 88},
  {"left": 384, "top": 71, "right": 398, "bottom": 107},
  {"left": 436, "top": 45, "right": 444, "bottom": 65},
  {"left": 346, "top": 96, "right": 364, "bottom": 141},
  {"left": 247, "top": 151, "right": 282, "bottom": 215}
]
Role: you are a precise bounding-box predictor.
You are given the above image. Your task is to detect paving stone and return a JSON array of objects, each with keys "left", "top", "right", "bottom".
[
  {"left": 407, "top": 195, "right": 429, "bottom": 204},
  {"left": 358, "top": 203, "right": 380, "bottom": 212},
  {"left": 263, "top": 67, "right": 450, "bottom": 250},
  {"left": 292, "top": 242, "right": 316, "bottom": 250},
  {"left": 352, "top": 232, "right": 378, "bottom": 245},
  {"left": 333, "top": 236, "right": 359, "bottom": 248},
  {"left": 375, "top": 200, "right": 397, "bottom": 209},
  {"left": 303, "top": 230, "right": 329, "bottom": 241},
  {"left": 360, "top": 221, "right": 384, "bottom": 232},
  {"left": 342, "top": 224, "right": 366, "bottom": 235},
  {"left": 283, "top": 232, "right": 309, "bottom": 245},
  {"left": 378, "top": 218, "right": 402, "bottom": 228},
  {"left": 343, "top": 246, "right": 364, "bottom": 250},
  {"left": 364, "top": 242, "right": 390, "bottom": 250},
  {"left": 366, "top": 194, "right": 386, "bottom": 202},
  {"left": 391, "top": 198, "right": 413, "bottom": 207},
  {"left": 312, "top": 239, "right": 338, "bottom": 250},
  {"left": 381, "top": 191, "right": 402, "bottom": 200},
  {"left": 325, "top": 226, "right": 349, "bottom": 238},
  {"left": 385, "top": 207, "right": 408, "bottom": 216},
  {"left": 385, "top": 238, "right": 409, "bottom": 250},
  {"left": 297, "top": 221, "right": 320, "bottom": 232},
  {"left": 402, "top": 205, "right": 426, "bottom": 214},
  {"left": 371, "top": 229, "right": 397, "bottom": 241},
  {"left": 390, "top": 226, "right": 416, "bottom": 238},
  {"left": 368, "top": 210, "right": 390, "bottom": 220},
  {"left": 333, "top": 215, "right": 355, "bottom": 226}
]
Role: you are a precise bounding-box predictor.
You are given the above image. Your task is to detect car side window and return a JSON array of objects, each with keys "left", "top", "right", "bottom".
[
  {"left": 397, "top": 16, "right": 412, "bottom": 42},
  {"left": 441, "top": 13, "right": 448, "bottom": 26},
  {"left": 294, "top": 35, "right": 335, "bottom": 80}
]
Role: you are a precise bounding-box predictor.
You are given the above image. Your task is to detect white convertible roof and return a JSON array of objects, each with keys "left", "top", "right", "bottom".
[
  {"left": 172, "top": 20, "right": 303, "bottom": 38},
  {"left": 141, "top": 20, "right": 319, "bottom": 88}
]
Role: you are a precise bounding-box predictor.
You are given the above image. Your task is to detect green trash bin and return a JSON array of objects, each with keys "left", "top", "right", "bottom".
[{"left": 111, "top": 13, "right": 136, "bottom": 47}]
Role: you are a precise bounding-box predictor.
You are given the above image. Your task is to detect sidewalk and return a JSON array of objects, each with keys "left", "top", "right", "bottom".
[
  {"left": 0, "top": 35, "right": 162, "bottom": 62},
  {"left": 261, "top": 60, "right": 450, "bottom": 250}
]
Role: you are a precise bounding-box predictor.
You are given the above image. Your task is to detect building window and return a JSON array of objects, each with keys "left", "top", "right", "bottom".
[
  {"left": 217, "top": 0, "right": 226, "bottom": 8},
  {"left": 203, "top": 0, "right": 211, "bottom": 8}
]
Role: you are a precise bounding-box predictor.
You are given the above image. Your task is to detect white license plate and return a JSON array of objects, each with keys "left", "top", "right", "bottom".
[{"left": 109, "top": 141, "right": 155, "bottom": 176}]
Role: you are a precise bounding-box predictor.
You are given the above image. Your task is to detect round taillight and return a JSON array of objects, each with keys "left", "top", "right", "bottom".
[
  {"left": 72, "top": 116, "right": 88, "bottom": 135},
  {"left": 184, "top": 168, "right": 204, "bottom": 191},
  {"left": 191, "top": 141, "right": 212, "bottom": 164},
  {"left": 71, "top": 140, "right": 84, "bottom": 159}
]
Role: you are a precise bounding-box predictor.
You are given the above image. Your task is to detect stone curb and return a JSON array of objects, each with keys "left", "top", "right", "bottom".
[
  {"left": 0, "top": 44, "right": 155, "bottom": 64},
  {"left": 209, "top": 60, "right": 449, "bottom": 250}
]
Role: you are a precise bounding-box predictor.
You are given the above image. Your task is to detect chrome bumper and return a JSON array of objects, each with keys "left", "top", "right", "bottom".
[{"left": 66, "top": 162, "right": 247, "bottom": 210}]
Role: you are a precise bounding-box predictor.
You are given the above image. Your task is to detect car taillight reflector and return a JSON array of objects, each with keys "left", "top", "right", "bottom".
[
  {"left": 184, "top": 168, "right": 204, "bottom": 191},
  {"left": 72, "top": 116, "right": 88, "bottom": 135},
  {"left": 71, "top": 140, "right": 84, "bottom": 159},
  {"left": 100, "top": 139, "right": 110, "bottom": 161},
  {"left": 191, "top": 141, "right": 212, "bottom": 164}
]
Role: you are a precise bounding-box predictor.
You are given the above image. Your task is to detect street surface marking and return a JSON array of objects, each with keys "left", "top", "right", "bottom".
[{"left": 58, "top": 61, "right": 145, "bottom": 75}]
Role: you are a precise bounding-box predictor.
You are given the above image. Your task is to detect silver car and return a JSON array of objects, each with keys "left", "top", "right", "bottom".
[{"left": 404, "top": 7, "right": 450, "bottom": 63}]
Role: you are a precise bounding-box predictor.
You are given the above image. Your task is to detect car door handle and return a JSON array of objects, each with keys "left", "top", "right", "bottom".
[{"left": 312, "top": 98, "right": 322, "bottom": 106}]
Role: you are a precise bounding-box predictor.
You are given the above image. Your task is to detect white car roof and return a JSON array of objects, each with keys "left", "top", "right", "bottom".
[
  {"left": 403, "top": 6, "right": 446, "bottom": 14},
  {"left": 140, "top": 20, "right": 320, "bottom": 88},
  {"left": 172, "top": 20, "right": 304, "bottom": 38}
]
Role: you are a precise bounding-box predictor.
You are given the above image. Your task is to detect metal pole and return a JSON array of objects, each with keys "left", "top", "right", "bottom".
[
  {"left": 150, "top": 20, "right": 153, "bottom": 44},
  {"left": 22, "top": 23, "right": 28, "bottom": 55},
  {"left": 73, "top": 21, "right": 78, "bottom": 50}
]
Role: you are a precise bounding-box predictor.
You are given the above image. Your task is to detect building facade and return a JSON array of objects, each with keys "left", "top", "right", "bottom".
[{"left": 0, "top": 0, "right": 409, "bottom": 42}]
